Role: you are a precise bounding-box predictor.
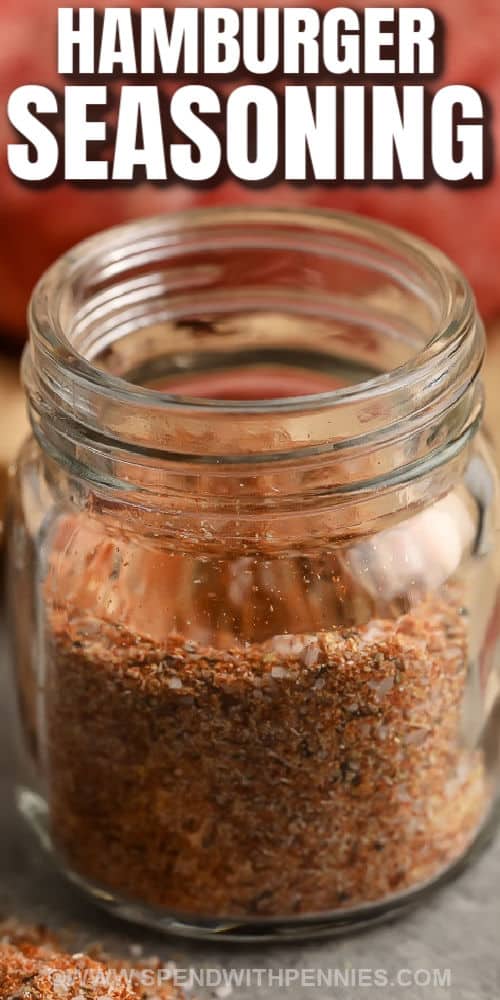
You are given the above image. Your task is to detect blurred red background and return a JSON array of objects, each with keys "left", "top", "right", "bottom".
[{"left": 1, "top": 0, "right": 499, "bottom": 340}]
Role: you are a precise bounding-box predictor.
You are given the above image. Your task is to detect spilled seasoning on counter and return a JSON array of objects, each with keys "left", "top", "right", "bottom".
[{"left": 0, "top": 922, "right": 184, "bottom": 1000}]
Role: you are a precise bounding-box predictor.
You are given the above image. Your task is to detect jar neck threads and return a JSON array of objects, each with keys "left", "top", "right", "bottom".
[{"left": 24, "top": 208, "right": 484, "bottom": 512}]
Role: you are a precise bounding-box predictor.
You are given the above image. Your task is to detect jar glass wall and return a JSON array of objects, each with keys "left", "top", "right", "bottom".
[{"left": 7, "top": 209, "right": 500, "bottom": 940}]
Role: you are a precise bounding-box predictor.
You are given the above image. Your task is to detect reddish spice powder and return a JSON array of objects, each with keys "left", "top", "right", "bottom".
[
  {"left": 0, "top": 922, "right": 184, "bottom": 1000},
  {"left": 42, "top": 589, "right": 489, "bottom": 920}
]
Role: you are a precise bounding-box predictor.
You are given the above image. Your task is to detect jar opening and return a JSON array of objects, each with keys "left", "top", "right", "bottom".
[{"left": 24, "top": 208, "right": 483, "bottom": 488}]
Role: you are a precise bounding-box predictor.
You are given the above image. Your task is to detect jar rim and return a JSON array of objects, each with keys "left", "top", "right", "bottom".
[
  {"left": 27, "top": 205, "right": 476, "bottom": 416},
  {"left": 24, "top": 206, "right": 483, "bottom": 477}
]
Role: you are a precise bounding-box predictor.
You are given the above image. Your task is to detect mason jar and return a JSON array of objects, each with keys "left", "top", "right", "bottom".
[{"left": 7, "top": 208, "right": 500, "bottom": 940}]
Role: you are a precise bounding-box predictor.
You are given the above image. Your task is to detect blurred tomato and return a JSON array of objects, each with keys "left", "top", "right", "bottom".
[{"left": 1, "top": 0, "right": 499, "bottom": 338}]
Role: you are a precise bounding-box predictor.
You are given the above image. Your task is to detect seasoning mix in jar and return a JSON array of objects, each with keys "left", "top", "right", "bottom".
[{"left": 7, "top": 209, "right": 500, "bottom": 940}]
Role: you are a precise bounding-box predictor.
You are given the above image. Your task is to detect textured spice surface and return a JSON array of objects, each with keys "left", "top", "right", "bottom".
[
  {"left": 44, "top": 592, "right": 490, "bottom": 920},
  {"left": 0, "top": 922, "right": 184, "bottom": 999}
]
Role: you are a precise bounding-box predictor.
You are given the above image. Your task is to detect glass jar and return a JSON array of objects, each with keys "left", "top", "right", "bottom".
[{"left": 7, "top": 208, "right": 500, "bottom": 941}]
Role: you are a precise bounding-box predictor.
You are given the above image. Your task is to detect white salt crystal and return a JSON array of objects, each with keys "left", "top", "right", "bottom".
[{"left": 167, "top": 676, "right": 183, "bottom": 689}]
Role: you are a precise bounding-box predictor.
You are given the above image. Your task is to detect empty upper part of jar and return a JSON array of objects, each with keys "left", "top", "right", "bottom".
[{"left": 20, "top": 208, "right": 489, "bottom": 630}]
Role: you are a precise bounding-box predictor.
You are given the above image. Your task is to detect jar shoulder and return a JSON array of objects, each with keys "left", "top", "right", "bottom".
[{"left": 7, "top": 431, "right": 500, "bottom": 648}]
